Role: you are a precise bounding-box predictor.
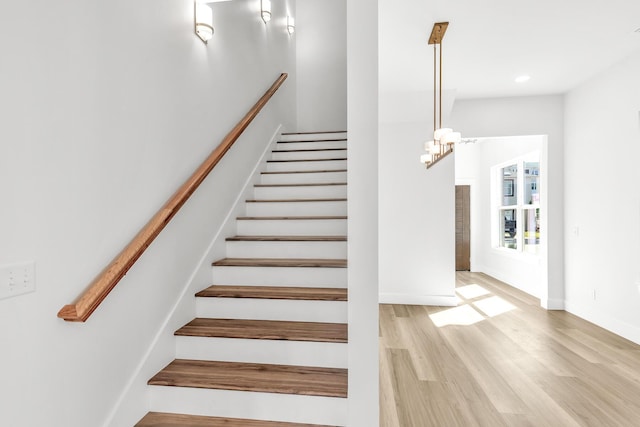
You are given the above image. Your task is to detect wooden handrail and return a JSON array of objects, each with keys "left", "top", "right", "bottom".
[{"left": 58, "top": 73, "right": 288, "bottom": 322}]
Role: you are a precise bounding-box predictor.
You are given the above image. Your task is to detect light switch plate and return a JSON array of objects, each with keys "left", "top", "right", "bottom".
[{"left": 0, "top": 261, "right": 36, "bottom": 300}]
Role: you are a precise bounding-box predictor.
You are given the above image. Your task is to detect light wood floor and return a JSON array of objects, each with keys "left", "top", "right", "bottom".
[{"left": 380, "top": 272, "right": 640, "bottom": 427}]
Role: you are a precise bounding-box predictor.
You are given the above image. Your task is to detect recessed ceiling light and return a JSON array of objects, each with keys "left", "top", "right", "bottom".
[{"left": 515, "top": 75, "right": 531, "bottom": 83}]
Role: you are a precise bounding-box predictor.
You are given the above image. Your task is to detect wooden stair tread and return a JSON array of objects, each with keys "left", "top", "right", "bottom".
[
  {"left": 261, "top": 169, "right": 347, "bottom": 175},
  {"left": 267, "top": 158, "right": 347, "bottom": 163},
  {"left": 212, "top": 258, "right": 347, "bottom": 268},
  {"left": 277, "top": 138, "right": 347, "bottom": 142},
  {"left": 196, "top": 285, "right": 348, "bottom": 301},
  {"left": 255, "top": 182, "right": 347, "bottom": 187},
  {"left": 272, "top": 148, "right": 347, "bottom": 153},
  {"left": 148, "top": 359, "right": 348, "bottom": 398},
  {"left": 246, "top": 198, "right": 347, "bottom": 203},
  {"left": 136, "top": 412, "right": 335, "bottom": 427},
  {"left": 175, "top": 318, "right": 348, "bottom": 343},
  {"left": 282, "top": 130, "right": 346, "bottom": 135},
  {"left": 226, "top": 235, "right": 347, "bottom": 242},
  {"left": 237, "top": 216, "right": 347, "bottom": 220}
]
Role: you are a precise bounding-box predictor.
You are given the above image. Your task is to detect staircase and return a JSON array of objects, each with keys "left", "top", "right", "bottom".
[{"left": 135, "top": 132, "right": 349, "bottom": 427}]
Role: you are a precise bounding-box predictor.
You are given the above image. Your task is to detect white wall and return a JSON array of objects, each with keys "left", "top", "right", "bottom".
[
  {"left": 296, "top": 0, "right": 347, "bottom": 131},
  {"left": 0, "top": 0, "right": 296, "bottom": 426},
  {"left": 378, "top": 122, "right": 456, "bottom": 304},
  {"left": 450, "top": 95, "right": 564, "bottom": 309},
  {"left": 564, "top": 48, "right": 640, "bottom": 344},
  {"left": 347, "top": 0, "right": 379, "bottom": 425},
  {"left": 377, "top": 0, "right": 456, "bottom": 305},
  {"left": 455, "top": 136, "right": 547, "bottom": 298}
]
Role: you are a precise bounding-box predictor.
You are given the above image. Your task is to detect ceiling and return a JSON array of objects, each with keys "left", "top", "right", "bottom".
[{"left": 379, "top": 0, "right": 640, "bottom": 99}]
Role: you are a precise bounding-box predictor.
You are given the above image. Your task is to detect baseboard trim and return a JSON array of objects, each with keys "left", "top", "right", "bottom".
[
  {"left": 379, "top": 293, "right": 457, "bottom": 306},
  {"left": 564, "top": 300, "right": 640, "bottom": 346},
  {"left": 542, "top": 298, "right": 565, "bottom": 310},
  {"left": 474, "top": 264, "right": 540, "bottom": 300}
]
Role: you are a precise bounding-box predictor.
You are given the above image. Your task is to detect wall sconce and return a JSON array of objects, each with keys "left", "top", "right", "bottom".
[
  {"left": 287, "top": 16, "right": 295, "bottom": 35},
  {"left": 261, "top": 0, "right": 272, "bottom": 23},
  {"left": 195, "top": 2, "right": 214, "bottom": 43}
]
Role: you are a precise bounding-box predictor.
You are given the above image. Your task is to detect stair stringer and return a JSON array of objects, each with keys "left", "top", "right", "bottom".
[{"left": 101, "top": 125, "right": 283, "bottom": 427}]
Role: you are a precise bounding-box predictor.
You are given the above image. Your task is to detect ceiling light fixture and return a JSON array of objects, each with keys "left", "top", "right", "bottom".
[
  {"left": 515, "top": 75, "right": 531, "bottom": 83},
  {"left": 261, "top": 0, "right": 272, "bottom": 23},
  {"left": 287, "top": 16, "right": 295, "bottom": 35},
  {"left": 194, "top": 2, "right": 214, "bottom": 44},
  {"left": 421, "top": 22, "right": 461, "bottom": 169}
]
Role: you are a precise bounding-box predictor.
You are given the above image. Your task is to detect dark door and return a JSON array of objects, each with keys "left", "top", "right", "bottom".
[{"left": 455, "top": 185, "right": 471, "bottom": 271}]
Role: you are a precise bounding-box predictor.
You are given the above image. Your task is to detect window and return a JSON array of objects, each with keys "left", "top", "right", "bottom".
[{"left": 493, "top": 154, "right": 540, "bottom": 254}]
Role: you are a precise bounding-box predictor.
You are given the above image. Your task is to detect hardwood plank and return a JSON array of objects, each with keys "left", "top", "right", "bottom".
[
  {"left": 237, "top": 216, "right": 347, "bottom": 220},
  {"left": 254, "top": 183, "right": 347, "bottom": 187},
  {"left": 380, "top": 272, "right": 640, "bottom": 426},
  {"left": 246, "top": 198, "right": 347, "bottom": 203},
  {"left": 277, "top": 139, "right": 347, "bottom": 142},
  {"left": 267, "top": 158, "right": 347, "bottom": 163},
  {"left": 226, "top": 235, "right": 347, "bottom": 242},
  {"left": 136, "top": 412, "right": 336, "bottom": 427},
  {"left": 212, "top": 258, "right": 347, "bottom": 268},
  {"left": 175, "top": 318, "right": 347, "bottom": 343},
  {"left": 261, "top": 170, "right": 347, "bottom": 175},
  {"left": 148, "top": 360, "right": 348, "bottom": 398},
  {"left": 196, "top": 285, "right": 347, "bottom": 301},
  {"left": 281, "top": 131, "right": 346, "bottom": 135},
  {"left": 272, "top": 148, "right": 347, "bottom": 153}
]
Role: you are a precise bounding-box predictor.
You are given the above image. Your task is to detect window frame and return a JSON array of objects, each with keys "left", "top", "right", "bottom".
[{"left": 491, "top": 152, "right": 541, "bottom": 255}]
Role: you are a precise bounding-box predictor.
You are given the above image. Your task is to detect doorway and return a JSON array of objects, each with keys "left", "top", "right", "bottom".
[{"left": 455, "top": 185, "right": 471, "bottom": 271}]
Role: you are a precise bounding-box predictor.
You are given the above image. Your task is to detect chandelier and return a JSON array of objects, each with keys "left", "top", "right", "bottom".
[{"left": 421, "top": 22, "right": 461, "bottom": 168}]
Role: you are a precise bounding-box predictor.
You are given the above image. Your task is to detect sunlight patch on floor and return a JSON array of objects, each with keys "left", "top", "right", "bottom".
[
  {"left": 455, "top": 284, "right": 490, "bottom": 300},
  {"left": 473, "top": 296, "right": 516, "bottom": 317},
  {"left": 429, "top": 304, "right": 485, "bottom": 327},
  {"left": 431, "top": 283, "right": 519, "bottom": 327}
]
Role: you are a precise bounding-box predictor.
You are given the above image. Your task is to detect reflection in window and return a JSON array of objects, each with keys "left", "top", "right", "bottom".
[
  {"left": 524, "top": 208, "right": 540, "bottom": 253},
  {"left": 501, "top": 164, "right": 517, "bottom": 205},
  {"left": 494, "top": 154, "right": 541, "bottom": 254},
  {"left": 524, "top": 162, "right": 540, "bottom": 205},
  {"left": 499, "top": 209, "right": 517, "bottom": 249}
]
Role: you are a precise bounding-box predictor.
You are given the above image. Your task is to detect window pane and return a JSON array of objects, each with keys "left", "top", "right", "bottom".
[
  {"left": 501, "top": 164, "right": 517, "bottom": 205},
  {"left": 524, "top": 207, "right": 540, "bottom": 253},
  {"left": 524, "top": 162, "right": 540, "bottom": 205},
  {"left": 499, "top": 209, "right": 517, "bottom": 249}
]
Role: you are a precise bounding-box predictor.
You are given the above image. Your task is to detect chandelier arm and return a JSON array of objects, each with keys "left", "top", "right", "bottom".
[
  {"left": 433, "top": 42, "right": 437, "bottom": 139},
  {"left": 439, "top": 38, "right": 443, "bottom": 131}
]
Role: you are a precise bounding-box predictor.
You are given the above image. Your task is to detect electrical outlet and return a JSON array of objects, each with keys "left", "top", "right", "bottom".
[
  {"left": 592, "top": 289, "right": 597, "bottom": 301},
  {"left": 0, "top": 261, "right": 36, "bottom": 300}
]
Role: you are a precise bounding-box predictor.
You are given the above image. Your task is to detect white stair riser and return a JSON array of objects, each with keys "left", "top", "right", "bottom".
[
  {"left": 176, "top": 337, "right": 347, "bottom": 368},
  {"left": 279, "top": 133, "right": 347, "bottom": 142},
  {"left": 196, "top": 297, "right": 347, "bottom": 322},
  {"left": 245, "top": 200, "right": 347, "bottom": 217},
  {"left": 266, "top": 160, "right": 347, "bottom": 172},
  {"left": 237, "top": 219, "right": 347, "bottom": 236},
  {"left": 276, "top": 141, "right": 347, "bottom": 150},
  {"left": 253, "top": 185, "right": 346, "bottom": 200},
  {"left": 149, "top": 386, "right": 347, "bottom": 426},
  {"left": 211, "top": 266, "right": 347, "bottom": 287},
  {"left": 271, "top": 150, "right": 347, "bottom": 161},
  {"left": 261, "top": 171, "right": 347, "bottom": 185},
  {"left": 226, "top": 240, "right": 347, "bottom": 259}
]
